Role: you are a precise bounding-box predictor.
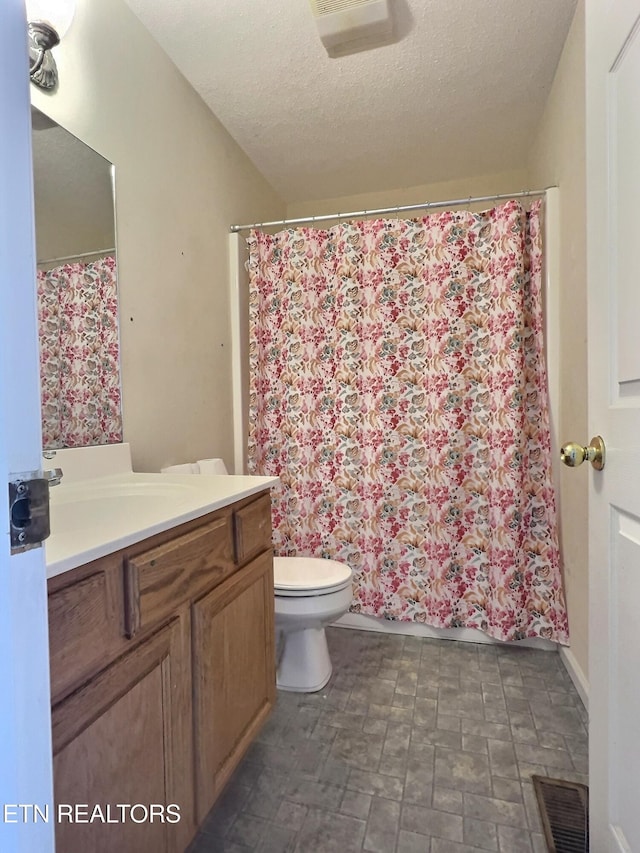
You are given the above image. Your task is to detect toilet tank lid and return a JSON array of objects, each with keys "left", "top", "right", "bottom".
[{"left": 273, "top": 557, "right": 352, "bottom": 591}]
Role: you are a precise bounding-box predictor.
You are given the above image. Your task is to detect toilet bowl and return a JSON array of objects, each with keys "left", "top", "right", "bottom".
[{"left": 274, "top": 556, "right": 353, "bottom": 693}]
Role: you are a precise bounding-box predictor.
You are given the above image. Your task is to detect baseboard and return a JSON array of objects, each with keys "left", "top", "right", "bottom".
[
  {"left": 333, "top": 612, "right": 557, "bottom": 651},
  {"left": 559, "top": 645, "right": 589, "bottom": 712}
]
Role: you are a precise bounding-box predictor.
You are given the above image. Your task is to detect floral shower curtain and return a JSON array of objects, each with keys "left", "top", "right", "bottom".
[
  {"left": 247, "top": 200, "right": 568, "bottom": 644},
  {"left": 37, "top": 255, "right": 122, "bottom": 448}
]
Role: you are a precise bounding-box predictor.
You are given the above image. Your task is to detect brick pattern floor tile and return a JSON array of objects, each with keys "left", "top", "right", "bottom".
[{"left": 189, "top": 628, "right": 587, "bottom": 852}]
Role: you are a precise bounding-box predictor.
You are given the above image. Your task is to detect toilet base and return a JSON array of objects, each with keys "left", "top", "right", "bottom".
[{"left": 276, "top": 626, "right": 332, "bottom": 693}]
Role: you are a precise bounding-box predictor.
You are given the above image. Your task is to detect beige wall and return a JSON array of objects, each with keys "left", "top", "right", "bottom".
[
  {"left": 31, "top": 0, "right": 284, "bottom": 472},
  {"left": 287, "top": 169, "right": 529, "bottom": 220},
  {"left": 528, "top": 2, "right": 588, "bottom": 682}
]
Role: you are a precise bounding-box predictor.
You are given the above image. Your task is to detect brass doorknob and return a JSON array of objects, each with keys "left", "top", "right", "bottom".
[{"left": 560, "top": 435, "right": 606, "bottom": 470}]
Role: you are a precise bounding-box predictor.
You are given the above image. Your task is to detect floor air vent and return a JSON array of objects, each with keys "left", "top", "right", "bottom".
[{"left": 532, "top": 775, "right": 589, "bottom": 853}]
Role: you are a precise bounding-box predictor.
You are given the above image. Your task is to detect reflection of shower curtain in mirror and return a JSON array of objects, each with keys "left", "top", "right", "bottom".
[
  {"left": 247, "top": 200, "right": 569, "bottom": 644},
  {"left": 37, "top": 255, "right": 122, "bottom": 448}
]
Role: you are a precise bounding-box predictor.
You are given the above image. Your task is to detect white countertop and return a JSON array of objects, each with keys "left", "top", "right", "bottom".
[{"left": 46, "top": 471, "right": 278, "bottom": 580}]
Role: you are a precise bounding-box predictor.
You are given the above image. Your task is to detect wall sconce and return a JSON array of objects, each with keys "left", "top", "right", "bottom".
[{"left": 27, "top": 0, "right": 75, "bottom": 90}]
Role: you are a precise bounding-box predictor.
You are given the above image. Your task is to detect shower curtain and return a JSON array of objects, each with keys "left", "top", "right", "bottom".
[
  {"left": 247, "top": 200, "right": 568, "bottom": 644},
  {"left": 37, "top": 255, "right": 122, "bottom": 448}
]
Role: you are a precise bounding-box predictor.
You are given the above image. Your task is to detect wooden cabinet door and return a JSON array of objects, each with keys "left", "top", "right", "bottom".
[
  {"left": 193, "top": 550, "right": 275, "bottom": 821},
  {"left": 52, "top": 614, "right": 194, "bottom": 853}
]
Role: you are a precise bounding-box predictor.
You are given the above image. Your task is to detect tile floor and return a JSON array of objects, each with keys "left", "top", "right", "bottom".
[{"left": 189, "top": 627, "right": 588, "bottom": 853}]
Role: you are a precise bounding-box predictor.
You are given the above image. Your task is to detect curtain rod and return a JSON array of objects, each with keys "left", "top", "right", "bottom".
[
  {"left": 37, "top": 247, "right": 115, "bottom": 266},
  {"left": 230, "top": 189, "right": 553, "bottom": 233}
]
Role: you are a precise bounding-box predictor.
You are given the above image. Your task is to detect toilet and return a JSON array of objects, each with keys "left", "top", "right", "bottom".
[{"left": 273, "top": 556, "right": 353, "bottom": 692}]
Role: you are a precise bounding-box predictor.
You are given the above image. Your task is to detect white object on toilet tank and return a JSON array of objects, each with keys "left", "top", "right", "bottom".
[
  {"left": 160, "top": 462, "right": 199, "bottom": 474},
  {"left": 160, "top": 458, "right": 229, "bottom": 475},
  {"left": 196, "top": 458, "right": 228, "bottom": 475}
]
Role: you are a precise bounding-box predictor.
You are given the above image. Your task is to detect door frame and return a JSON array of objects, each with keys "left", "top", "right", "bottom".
[{"left": 0, "top": 2, "right": 55, "bottom": 851}]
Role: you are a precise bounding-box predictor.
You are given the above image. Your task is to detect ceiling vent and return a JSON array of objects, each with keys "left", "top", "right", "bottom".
[{"left": 309, "top": 0, "right": 393, "bottom": 58}]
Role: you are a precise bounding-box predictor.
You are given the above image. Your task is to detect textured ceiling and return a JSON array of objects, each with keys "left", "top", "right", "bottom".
[{"left": 124, "top": 0, "right": 577, "bottom": 203}]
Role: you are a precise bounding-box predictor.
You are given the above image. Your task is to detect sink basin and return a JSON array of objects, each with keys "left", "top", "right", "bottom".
[
  {"left": 52, "top": 478, "right": 196, "bottom": 505},
  {"left": 49, "top": 477, "right": 198, "bottom": 535}
]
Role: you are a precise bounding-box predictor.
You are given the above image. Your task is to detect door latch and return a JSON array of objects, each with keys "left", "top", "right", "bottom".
[{"left": 8, "top": 474, "right": 50, "bottom": 554}]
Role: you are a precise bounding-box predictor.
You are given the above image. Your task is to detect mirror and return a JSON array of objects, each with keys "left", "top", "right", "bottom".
[{"left": 31, "top": 107, "right": 122, "bottom": 450}]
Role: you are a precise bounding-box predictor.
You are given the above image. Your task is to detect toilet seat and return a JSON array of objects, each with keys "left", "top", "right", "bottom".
[{"left": 273, "top": 557, "right": 352, "bottom": 598}]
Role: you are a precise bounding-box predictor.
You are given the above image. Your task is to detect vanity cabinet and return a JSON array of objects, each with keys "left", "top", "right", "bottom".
[
  {"left": 193, "top": 549, "right": 274, "bottom": 821},
  {"left": 51, "top": 613, "right": 192, "bottom": 853},
  {"left": 47, "top": 489, "right": 275, "bottom": 853}
]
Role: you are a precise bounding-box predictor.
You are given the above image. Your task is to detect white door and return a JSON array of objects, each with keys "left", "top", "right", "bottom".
[
  {"left": 586, "top": 2, "right": 640, "bottom": 850},
  {"left": 0, "top": 2, "right": 55, "bottom": 851}
]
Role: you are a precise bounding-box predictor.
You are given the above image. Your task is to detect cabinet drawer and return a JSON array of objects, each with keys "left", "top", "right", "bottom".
[
  {"left": 233, "top": 493, "right": 272, "bottom": 566},
  {"left": 48, "top": 554, "right": 126, "bottom": 703},
  {"left": 124, "top": 515, "right": 234, "bottom": 637}
]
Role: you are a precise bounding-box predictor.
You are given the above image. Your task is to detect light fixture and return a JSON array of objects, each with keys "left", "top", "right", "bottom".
[{"left": 26, "top": 0, "right": 75, "bottom": 90}]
